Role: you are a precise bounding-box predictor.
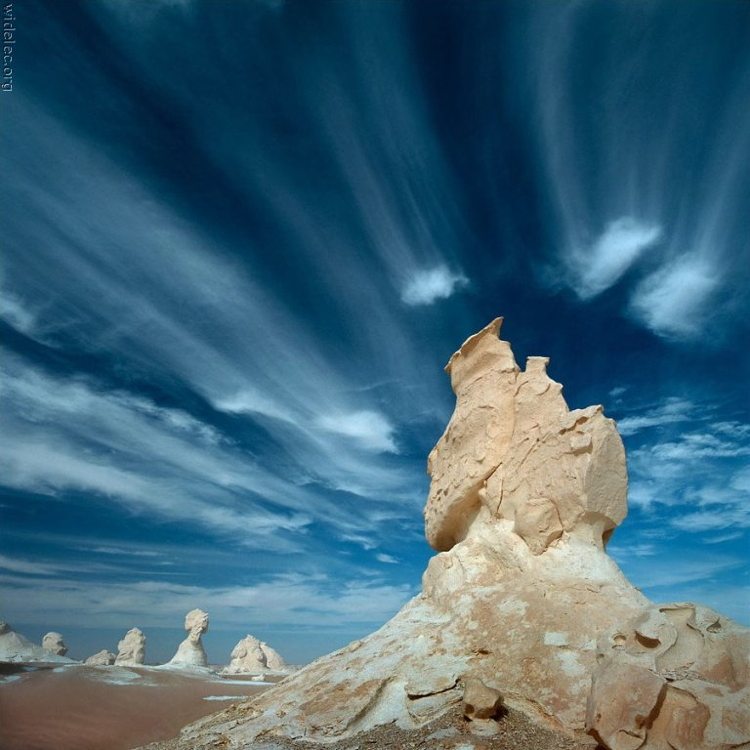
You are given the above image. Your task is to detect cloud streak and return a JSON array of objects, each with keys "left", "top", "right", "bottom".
[{"left": 523, "top": 2, "right": 750, "bottom": 339}]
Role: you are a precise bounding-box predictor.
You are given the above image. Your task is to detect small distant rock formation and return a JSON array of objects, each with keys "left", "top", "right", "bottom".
[
  {"left": 42, "top": 631, "right": 68, "bottom": 656},
  {"left": 84, "top": 649, "right": 116, "bottom": 666},
  {"left": 0, "top": 621, "right": 75, "bottom": 664},
  {"left": 114, "top": 627, "right": 146, "bottom": 666},
  {"left": 221, "top": 634, "right": 286, "bottom": 675},
  {"left": 166, "top": 609, "right": 209, "bottom": 669},
  {"left": 169, "top": 319, "right": 750, "bottom": 750}
]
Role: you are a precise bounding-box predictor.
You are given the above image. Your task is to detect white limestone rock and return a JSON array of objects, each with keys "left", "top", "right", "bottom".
[
  {"left": 85, "top": 649, "right": 116, "bottom": 666},
  {"left": 168, "top": 319, "right": 750, "bottom": 750},
  {"left": 42, "top": 631, "right": 68, "bottom": 657},
  {"left": 115, "top": 627, "right": 146, "bottom": 666},
  {"left": 221, "top": 634, "right": 287, "bottom": 675},
  {"left": 166, "top": 609, "right": 209, "bottom": 669},
  {"left": 0, "top": 621, "right": 75, "bottom": 664}
]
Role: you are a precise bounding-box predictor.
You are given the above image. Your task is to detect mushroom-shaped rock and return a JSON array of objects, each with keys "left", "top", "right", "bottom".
[
  {"left": 166, "top": 609, "right": 209, "bottom": 669},
  {"left": 115, "top": 627, "right": 146, "bottom": 666},
  {"left": 163, "top": 320, "right": 749, "bottom": 750},
  {"left": 221, "top": 634, "right": 286, "bottom": 675},
  {"left": 42, "top": 631, "right": 68, "bottom": 657},
  {"left": 85, "top": 649, "right": 116, "bottom": 666}
]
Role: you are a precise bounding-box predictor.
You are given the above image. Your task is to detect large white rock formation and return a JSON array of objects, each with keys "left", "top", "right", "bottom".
[
  {"left": 115, "top": 627, "right": 146, "bottom": 666},
  {"left": 168, "top": 319, "right": 750, "bottom": 750},
  {"left": 221, "top": 634, "right": 286, "bottom": 675},
  {"left": 166, "top": 609, "right": 209, "bottom": 669},
  {"left": 42, "top": 631, "right": 68, "bottom": 657},
  {"left": 0, "top": 622, "right": 75, "bottom": 664}
]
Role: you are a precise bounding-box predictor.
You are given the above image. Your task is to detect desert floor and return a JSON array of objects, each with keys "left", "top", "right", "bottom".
[
  {"left": 0, "top": 662, "right": 276, "bottom": 750},
  {"left": 142, "top": 700, "right": 600, "bottom": 750},
  {"left": 0, "top": 663, "right": 601, "bottom": 750}
]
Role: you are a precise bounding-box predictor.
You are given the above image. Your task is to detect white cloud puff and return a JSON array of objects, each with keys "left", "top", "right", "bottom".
[
  {"left": 318, "top": 410, "right": 397, "bottom": 453},
  {"left": 629, "top": 254, "right": 719, "bottom": 338},
  {"left": 401, "top": 266, "right": 468, "bottom": 306},
  {"left": 568, "top": 217, "right": 661, "bottom": 299}
]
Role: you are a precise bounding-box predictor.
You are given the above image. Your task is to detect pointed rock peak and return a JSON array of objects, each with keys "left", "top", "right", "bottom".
[
  {"left": 444, "top": 317, "right": 518, "bottom": 394},
  {"left": 426, "top": 318, "right": 626, "bottom": 553},
  {"left": 445, "top": 317, "right": 503, "bottom": 372}
]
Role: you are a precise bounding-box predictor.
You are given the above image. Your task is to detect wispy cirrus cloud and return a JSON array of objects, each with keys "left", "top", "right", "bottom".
[
  {"left": 524, "top": 2, "right": 750, "bottom": 340},
  {"left": 0, "top": 568, "right": 414, "bottom": 633},
  {"left": 0, "top": 289, "right": 37, "bottom": 336},
  {"left": 0, "top": 353, "right": 421, "bottom": 551},
  {"left": 623, "top": 400, "right": 750, "bottom": 536},
  {"left": 375, "top": 553, "right": 399, "bottom": 565},
  {"left": 1, "top": 94, "right": 436, "bottom": 524},
  {"left": 616, "top": 397, "right": 694, "bottom": 436}
]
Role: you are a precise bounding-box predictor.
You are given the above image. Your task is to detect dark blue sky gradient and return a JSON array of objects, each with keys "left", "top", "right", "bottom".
[{"left": 1, "top": 0, "right": 749, "bottom": 664}]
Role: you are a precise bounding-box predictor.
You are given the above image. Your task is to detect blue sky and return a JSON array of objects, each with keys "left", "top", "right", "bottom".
[{"left": 1, "top": 0, "right": 749, "bottom": 665}]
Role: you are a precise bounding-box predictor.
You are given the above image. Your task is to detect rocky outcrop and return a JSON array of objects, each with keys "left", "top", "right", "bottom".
[
  {"left": 42, "top": 631, "right": 68, "bottom": 657},
  {"left": 85, "top": 649, "right": 116, "bottom": 666},
  {"left": 0, "top": 621, "right": 75, "bottom": 663},
  {"left": 221, "top": 634, "right": 286, "bottom": 675},
  {"left": 587, "top": 603, "right": 750, "bottom": 750},
  {"left": 165, "top": 319, "right": 750, "bottom": 750},
  {"left": 115, "top": 627, "right": 146, "bottom": 666},
  {"left": 166, "top": 609, "right": 209, "bottom": 669}
]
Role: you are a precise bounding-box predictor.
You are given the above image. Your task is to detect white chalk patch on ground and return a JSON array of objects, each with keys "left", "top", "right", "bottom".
[
  {"left": 212, "top": 679, "right": 274, "bottom": 686},
  {"left": 203, "top": 695, "right": 248, "bottom": 701},
  {"left": 86, "top": 667, "right": 150, "bottom": 686},
  {"left": 544, "top": 631, "right": 569, "bottom": 646}
]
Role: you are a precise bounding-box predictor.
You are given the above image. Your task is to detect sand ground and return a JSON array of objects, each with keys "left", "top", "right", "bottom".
[{"left": 0, "top": 662, "right": 275, "bottom": 750}]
